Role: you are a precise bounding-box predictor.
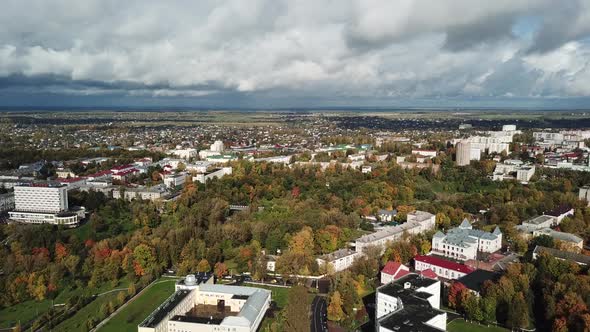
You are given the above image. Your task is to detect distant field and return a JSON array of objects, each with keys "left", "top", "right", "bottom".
[
  {"left": 97, "top": 279, "right": 177, "bottom": 332},
  {"left": 447, "top": 319, "right": 507, "bottom": 332}
]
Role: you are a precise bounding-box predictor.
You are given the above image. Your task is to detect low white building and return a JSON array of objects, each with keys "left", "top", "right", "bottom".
[
  {"left": 316, "top": 248, "right": 360, "bottom": 273},
  {"left": 139, "top": 275, "right": 271, "bottom": 332},
  {"left": 192, "top": 167, "right": 232, "bottom": 184},
  {"left": 431, "top": 220, "right": 502, "bottom": 261},
  {"left": 170, "top": 148, "right": 198, "bottom": 160},
  {"left": 376, "top": 274, "right": 446, "bottom": 332},
  {"left": 361, "top": 166, "right": 372, "bottom": 174},
  {"left": 163, "top": 172, "right": 187, "bottom": 188}
]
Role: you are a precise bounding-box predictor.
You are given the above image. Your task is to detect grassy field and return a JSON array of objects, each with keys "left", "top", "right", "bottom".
[
  {"left": 447, "top": 319, "right": 507, "bottom": 332},
  {"left": 53, "top": 291, "right": 126, "bottom": 332},
  {"left": 97, "top": 279, "right": 177, "bottom": 332},
  {"left": 0, "top": 299, "right": 52, "bottom": 328}
]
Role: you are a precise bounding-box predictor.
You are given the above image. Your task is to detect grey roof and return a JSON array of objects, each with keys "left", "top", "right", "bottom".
[
  {"left": 318, "top": 248, "right": 358, "bottom": 262},
  {"left": 459, "top": 219, "right": 471, "bottom": 229},
  {"left": 493, "top": 226, "right": 502, "bottom": 235},
  {"left": 439, "top": 226, "right": 500, "bottom": 248},
  {"left": 535, "top": 228, "right": 583, "bottom": 244},
  {"left": 533, "top": 246, "right": 590, "bottom": 265},
  {"left": 524, "top": 215, "right": 555, "bottom": 226},
  {"left": 433, "top": 231, "right": 445, "bottom": 239}
]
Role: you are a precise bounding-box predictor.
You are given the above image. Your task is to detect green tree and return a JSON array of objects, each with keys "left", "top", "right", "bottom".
[
  {"left": 481, "top": 296, "right": 497, "bottom": 324},
  {"left": 508, "top": 292, "right": 529, "bottom": 329},
  {"left": 464, "top": 293, "right": 483, "bottom": 322}
]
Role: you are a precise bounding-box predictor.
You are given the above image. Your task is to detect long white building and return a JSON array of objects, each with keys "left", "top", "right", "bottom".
[
  {"left": 376, "top": 273, "right": 446, "bottom": 332},
  {"left": 355, "top": 211, "right": 435, "bottom": 253},
  {"left": 316, "top": 248, "right": 360, "bottom": 273},
  {"left": 139, "top": 274, "right": 270, "bottom": 332}
]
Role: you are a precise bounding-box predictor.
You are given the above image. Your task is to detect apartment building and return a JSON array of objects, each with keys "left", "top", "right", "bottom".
[{"left": 431, "top": 220, "right": 502, "bottom": 261}]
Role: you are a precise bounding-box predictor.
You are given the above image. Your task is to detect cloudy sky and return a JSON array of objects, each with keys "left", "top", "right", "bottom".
[{"left": 2, "top": 0, "right": 590, "bottom": 108}]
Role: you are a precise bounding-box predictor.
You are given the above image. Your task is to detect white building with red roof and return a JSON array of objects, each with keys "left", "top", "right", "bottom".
[
  {"left": 414, "top": 255, "right": 474, "bottom": 280},
  {"left": 380, "top": 261, "right": 410, "bottom": 284}
]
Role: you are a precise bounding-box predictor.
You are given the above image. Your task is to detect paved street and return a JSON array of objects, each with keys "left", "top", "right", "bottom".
[{"left": 311, "top": 296, "right": 328, "bottom": 332}]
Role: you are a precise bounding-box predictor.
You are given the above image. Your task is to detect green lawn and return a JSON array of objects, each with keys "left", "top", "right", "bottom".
[
  {"left": 0, "top": 299, "right": 52, "bottom": 328},
  {"left": 53, "top": 290, "right": 126, "bottom": 332},
  {"left": 245, "top": 284, "right": 291, "bottom": 308},
  {"left": 447, "top": 319, "right": 507, "bottom": 332},
  {"left": 97, "top": 279, "right": 177, "bottom": 332}
]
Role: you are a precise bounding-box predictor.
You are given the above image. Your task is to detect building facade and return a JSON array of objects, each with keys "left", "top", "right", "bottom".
[{"left": 431, "top": 220, "right": 502, "bottom": 261}]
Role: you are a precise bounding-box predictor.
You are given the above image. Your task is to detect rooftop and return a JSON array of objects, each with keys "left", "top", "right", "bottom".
[
  {"left": 524, "top": 215, "right": 555, "bottom": 225},
  {"left": 533, "top": 246, "right": 590, "bottom": 265},
  {"left": 414, "top": 255, "right": 475, "bottom": 274},
  {"left": 139, "top": 289, "right": 191, "bottom": 328},
  {"left": 318, "top": 248, "right": 358, "bottom": 262},
  {"left": 456, "top": 269, "right": 500, "bottom": 293}
]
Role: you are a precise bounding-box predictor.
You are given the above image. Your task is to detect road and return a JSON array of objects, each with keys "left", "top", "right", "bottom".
[{"left": 310, "top": 296, "right": 328, "bottom": 332}]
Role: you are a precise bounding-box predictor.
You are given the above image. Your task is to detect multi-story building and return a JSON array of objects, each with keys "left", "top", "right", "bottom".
[
  {"left": 139, "top": 274, "right": 271, "bottom": 332},
  {"left": 355, "top": 211, "right": 435, "bottom": 253},
  {"left": 8, "top": 183, "right": 84, "bottom": 227},
  {"left": 431, "top": 220, "right": 502, "bottom": 261},
  {"left": 414, "top": 255, "right": 475, "bottom": 280},
  {"left": 316, "top": 248, "right": 360, "bottom": 273},
  {"left": 455, "top": 140, "right": 471, "bottom": 166},
  {"left": 375, "top": 273, "right": 446, "bottom": 332}
]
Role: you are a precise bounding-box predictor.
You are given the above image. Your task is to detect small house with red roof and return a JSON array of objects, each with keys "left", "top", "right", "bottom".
[{"left": 380, "top": 261, "right": 410, "bottom": 284}]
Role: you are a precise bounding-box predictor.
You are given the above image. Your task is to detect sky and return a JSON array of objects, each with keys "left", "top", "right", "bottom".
[{"left": 2, "top": 0, "right": 590, "bottom": 109}]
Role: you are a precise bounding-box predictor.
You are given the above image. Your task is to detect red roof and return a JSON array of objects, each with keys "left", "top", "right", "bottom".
[
  {"left": 56, "top": 177, "right": 85, "bottom": 183},
  {"left": 111, "top": 164, "right": 134, "bottom": 171},
  {"left": 419, "top": 269, "right": 438, "bottom": 279},
  {"left": 84, "top": 170, "right": 112, "bottom": 178},
  {"left": 113, "top": 168, "right": 138, "bottom": 176},
  {"left": 414, "top": 255, "right": 475, "bottom": 274},
  {"left": 382, "top": 261, "right": 403, "bottom": 275}
]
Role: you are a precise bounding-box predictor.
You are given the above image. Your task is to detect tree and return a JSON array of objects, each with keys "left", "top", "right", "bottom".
[
  {"left": 284, "top": 285, "right": 310, "bottom": 332},
  {"left": 133, "top": 244, "right": 156, "bottom": 276},
  {"left": 508, "top": 292, "right": 529, "bottom": 329},
  {"left": 214, "top": 262, "right": 228, "bottom": 278},
  {"left": 464, "top": 293, "right": 483, "bottom": 322},
  {"left": 480, "top": 296, "right": 496, "bottom": 324},
  {"left": 196, "top": 259, "right": 211, "bottom": 273},
  {"left": 327, "top": 291, "right": 345, "bottom": 321},
  {"left": 448, "top": 282, "right": 467, "bottom": 309}
]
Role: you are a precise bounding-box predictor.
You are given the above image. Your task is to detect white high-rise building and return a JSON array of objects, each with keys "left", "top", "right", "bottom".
[
  {"left": 211, "top": 140, "right": 225, "bottom": 153},
  {"left": 456, "top": 140, "right": 471, "bottom": 166},
  {"left": 14, "top": 183, "right": 68, "bottom": 213},
  {"left": 9, "top": 183, "right": 84, "bottom": 227}
]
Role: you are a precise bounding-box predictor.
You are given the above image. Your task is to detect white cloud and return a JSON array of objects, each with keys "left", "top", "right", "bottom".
[{"left": 0, "top": 0, "right": 589, "bottom": 101}]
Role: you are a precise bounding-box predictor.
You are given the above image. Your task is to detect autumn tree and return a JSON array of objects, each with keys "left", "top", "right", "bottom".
[
  {"left": 214, "top": 262, "right": 228, "bottom": 278},
  {"left": 196, "top": 258, "right": 211, "bottom": 273},
  {"left": 283, "top": 285, "right": 310, "bottom": 332},
  {"left": 327, "top": 291, "right": 345, "bottom": 321}
]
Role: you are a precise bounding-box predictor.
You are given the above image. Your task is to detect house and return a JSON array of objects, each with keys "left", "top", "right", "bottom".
[
  {"left": 380, "top": 261, "right": 410, "bottom": 284},
  {"left": 545, "top": 205, "right": 574, "bottom": 223},
  {"left": 316, "top": 248, "right": 360, "bottom": 273},
  {"left": 431, "top": 220, "right": 502, "bottom": 261},
  {"left": 414, "top": 255, "right": 475, "bottom": 280},
  {"left": 375, "top": 274, "right": 446, "bottom": 332}
]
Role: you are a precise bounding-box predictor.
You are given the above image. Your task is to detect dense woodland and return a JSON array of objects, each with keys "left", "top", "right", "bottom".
[{"left": 2, "top": 147, "right": 590, "bottom": 331}]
